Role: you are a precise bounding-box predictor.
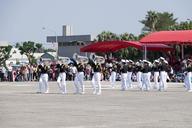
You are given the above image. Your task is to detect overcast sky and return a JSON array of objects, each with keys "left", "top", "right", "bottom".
[{"left": 0, "top": 0, "right": 192, "bottom": 46}]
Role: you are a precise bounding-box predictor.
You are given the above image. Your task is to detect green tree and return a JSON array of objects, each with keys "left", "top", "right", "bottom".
[
  {"left": 156, "top": 12, "right": 177, "bottom": 31},
  {"left": 168, "top": 20, "right": 192, "bottom": 30},
  {"left": 96, "top": 31, "right": 119, "bottom": 41},
  {"left": 35, "top": 43, "right": 44, "bottom": 53},
  {"left": 140, "top": 11, "right": 177, "bottom": 32},
  {"left": 168, "top": 20, "right": 192, "bottom": 58},
  {"left": 0, "top": 45, "right": 12, "bottom": 66},
  {"left": 116, "top": 33, "right": 141, "bottom": 60},
  {"left": 16, "top": 41, "right": 42, "bottom": 64},
  {"left": 120, "top": 33, "right": 138, "bottom": 41},
  {"left": 140, "top": 11, "right": 159, "bottom": 32}
]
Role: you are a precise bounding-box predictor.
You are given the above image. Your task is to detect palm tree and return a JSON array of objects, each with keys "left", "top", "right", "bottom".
[
  {"left": 96, "top": 31, "right": 119, "bottom": 41},
  {"left": 156, "top": 12, "right": 177, "bottom": 31},
  {"left": 140, "top": 11, "right": 159, "bottom": 32}
]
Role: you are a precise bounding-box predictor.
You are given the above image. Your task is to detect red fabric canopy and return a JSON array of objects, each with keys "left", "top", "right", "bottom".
[
  {"left": 80, "top": 40, "right": 173, "bottom": 53},
  {"left": 140, "top": 30, "right": 192, "bottom": 44},
  {"left": 142, "top": 43, "right": 173, "bottom": 51}
]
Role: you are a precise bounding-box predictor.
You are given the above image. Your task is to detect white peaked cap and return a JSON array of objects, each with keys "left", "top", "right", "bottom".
[
  {"left": 126, "top": 60, "right": 129, "bottom": 63},
  {"left": 121, "top": 59, "right": 126, "bottom": 63},
  {"left": 164, "top": 60, "right": 168, "bottom": 64},
  {"left": 154, "top": 60, "right": 159, "bottom": 63},
  {"left": 159, "top": 57, "right": 165, "bottom": 60},
  {"left": 143, "top": 60, "right": 148, "bottom": 63},
  {"left": 128, "top": 60, "right": 133, "bottom": 63}
]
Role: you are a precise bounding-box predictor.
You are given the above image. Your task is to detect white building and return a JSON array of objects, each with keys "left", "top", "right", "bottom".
[
  {"left": 6, "top": 48, "right": 29, "bottom": 65},
  {"left": 5, "top": 47, "right": 57, "bottom": 65}
]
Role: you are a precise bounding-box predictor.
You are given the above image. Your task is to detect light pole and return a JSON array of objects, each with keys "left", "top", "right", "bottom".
[{"left": 42, "top": 27, "right": 58, "bottom": 60}]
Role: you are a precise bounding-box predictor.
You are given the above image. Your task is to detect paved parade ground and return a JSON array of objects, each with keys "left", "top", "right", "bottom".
[{"left": 0, "top": 81, "right": 192, "bottom": 128}]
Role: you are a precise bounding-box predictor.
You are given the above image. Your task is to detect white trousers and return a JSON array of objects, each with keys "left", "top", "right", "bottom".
[
  {"left": 121, "top": 73, "right": 128, "bottom": 91},
  {"left": 159, "top": 71, "right": 167, "bottom": 91},
  {"left": 74, "top": 72, "right": 85, "bottom": 93},
  {"left": 154, "top": 72, "right": 159, "bottom": 89},
  {"left": 110, "top": 71, "right": 116, "bottom": 87},
  {"left": 142, "top": 73, "right": 150, "bottom": 91},
  {"left": 57, "top": 72, "right": 67, "bottom": 94},
  {"left": 92, "top": 72, "right": 101, "bottom": 94},
  {"left": 38, "top": 74, "right": 49, "bottom": 93},
  {"left": 184, "top": 74, "right": 188, "bottom": 89},
  {"left": 186, "top": 72, "right": 192, "bottom": 91},
  {"left": 127, "top": 72, "right": 132, "bottom": 88},
  {"left": 137, "top": 72, "right": 142, "bottom": 89}
]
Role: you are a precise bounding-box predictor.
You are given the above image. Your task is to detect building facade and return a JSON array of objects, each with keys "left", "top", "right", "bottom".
[{"left": 46, "top": 25, "right": 92, "bottom": 58}]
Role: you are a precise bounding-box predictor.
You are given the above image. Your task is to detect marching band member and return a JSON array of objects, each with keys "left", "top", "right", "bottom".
[
  {"left": 152, "top": 60, "right": 160, "bottom": 89},
  {"left": 182, "top": 60, "right": 188, "bottom": 88},
  {"left": 92, "top": 62, "right": 102, "bottom": 95},
  {"left": 74, "top": 59, "right": 85, "bottom": 94},
  {"left": 120, "top": 60, "right": 128, "bottom": 91},
  {"left": 73, "top": 53, "right": 89, "bottom": 94},
  {"left": 90, "top": 53, "right": 105, "bottom": 95},
  {"left": 127, "top": 60, "right": 134, "bottom": 88},
  {"left": 159, "top": 57, "right": 169, "bottom": 91},
  {"left": 56, "top": 60, "right": 69, "bottom": 94},
  {"left": 141, "top": 60, "right": 151, "bottom": 91},
  {"left": 184, "top": 59, "right": 192, "bottom": 92},
  {"left": 37, "top": 61, "right": 49, "bottom": 93},
  {"left": 135, "top": 61, "right": 142, "bottom": 89},
  {"left": 109, "top": 62, "right": 117, "bottom": 88}
]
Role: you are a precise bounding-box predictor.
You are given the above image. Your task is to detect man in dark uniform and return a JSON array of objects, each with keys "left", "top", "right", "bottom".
[
  {"left": 152, "top": 60, "right": 160, "bottom": 89},
  {"left": 141, "top": 60, "right": 151, "bottom": 91},
  {"left": 120, "top": 60, "right": 128, "bottom": 91},
  {"left": 127, "top": 60, "right": 134, "bottom": 88},
  {"left": 185, "top": 59, "right": 192, "bottom": 92},
  {"left": 92, "top": 62, "right": 102, "bottom": 95},
  {"left": 74, "top": 60, "right": 85, "bottom": 94},
  {"left": 109, "top": 63, "right": 117, "bottom": 88},
  {"left": 37, "top": 62, "right": 49, "bottom": 93},
  {"left": 135, "top": 61, "right": 142, "bottom": 89},
  {"left": 57, "top": 61, "right": 68, "bottom": 94},
  {"left": 159, "top": 57, "right": 169, "bottom": 91}
]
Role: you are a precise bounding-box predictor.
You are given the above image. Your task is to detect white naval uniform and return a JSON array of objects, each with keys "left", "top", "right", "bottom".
[
  {"left": 74, "top": 72, "right": 85, "bottom": 94},
  {"left": 136, "top": 71, "right": 142, "bottom": 89},
  {"left": 154, "top": 71, "right": 159, "bottom": 89},
  {"left": 120, "top": 65, "right": 128, "bottom": 91},
  {"left": 57, "top": 72, "right": 67, "bottom": 94},
  {"left": 92, "top": 72, "right": 101, "bottom": 95},
  {"left": 159, "top": 71, "right": 168, "bottom": 91},
  {"left": 37, "top": 65, "right": 49, "bottom": 93},
  {"left": 110, "top": 71, "right": 116, "bottom": 88},
  {"left": 141, "top": 65, "right": 151, "bottom": 91},
  {"left": 127, "top": 71, "right": 133, "bottom": 88},
  {"left": 121, "top": 73, "right": 128, "bottom": 91},
  {"left": 186, "top": 71, "right": 192, "bottom": 91},
  {"left": 142, "top": 73, "right": 150, "bottom": 91},
  {"left": 39, "top": 73, "right": 49, "bottom": 93}
]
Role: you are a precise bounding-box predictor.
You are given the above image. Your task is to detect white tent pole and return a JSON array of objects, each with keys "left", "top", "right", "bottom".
[
  {"left": 181, "top": 44, "right": 184, "bottom": 59},
  {"left": 144, "top": 45, "right": 147, "bottom": 60}
]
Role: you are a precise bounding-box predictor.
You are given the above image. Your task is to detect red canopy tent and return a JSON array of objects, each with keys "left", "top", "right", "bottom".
[
  {"left": 81, "top": 41, "right": 139, "bottom": 52},
  {"left": 80, "top": 40, "right": 173, "bottom": 59},
  {"left": 140, "top": 30, "right": 192, "bottom": 44},
  {"left": 80, "top": 40, "right": 173, "bottom": 53},
  {"left": 140, "top": 30, "right": 192, "bottom": 59}
]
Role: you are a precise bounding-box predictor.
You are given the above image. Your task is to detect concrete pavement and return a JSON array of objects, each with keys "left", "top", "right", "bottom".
[{"left": 0, "top": 81, "right": 192, "bottom": 128}]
